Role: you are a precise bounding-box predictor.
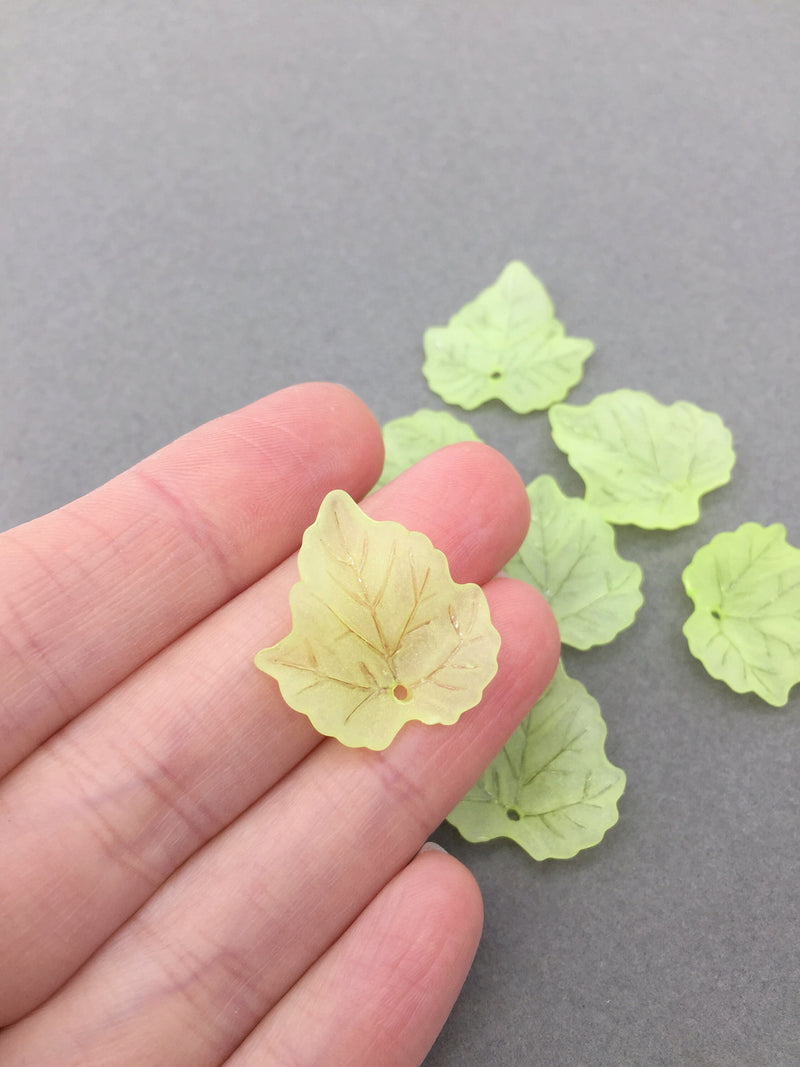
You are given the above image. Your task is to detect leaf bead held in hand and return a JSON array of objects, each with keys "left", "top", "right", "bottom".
[{"left": 255, "top": 490, "right": 501, "bottom": 750}]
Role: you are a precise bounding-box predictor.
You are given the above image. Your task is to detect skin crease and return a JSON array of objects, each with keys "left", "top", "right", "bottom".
[{"left": 0, "top": 383, "right": 560, "bottom": 1066}]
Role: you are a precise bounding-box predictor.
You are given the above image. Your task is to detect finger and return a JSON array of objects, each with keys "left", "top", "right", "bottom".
[
  {"left": 226, "top": 847, "right": 483, "bottom": 1067},
  {"left": 0, "top": 578, "right": 559, "bottom": 1065},
  {"left": 0, "top": 382, "right": 383, "bottom": 776},
  {"left": 0, "top": 442, "right": 533, "bottom": 1023}
]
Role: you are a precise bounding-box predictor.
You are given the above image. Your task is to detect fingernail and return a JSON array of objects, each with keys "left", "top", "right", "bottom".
[{"left": 419, "top": 840, "right": 449, "bottom": 855}]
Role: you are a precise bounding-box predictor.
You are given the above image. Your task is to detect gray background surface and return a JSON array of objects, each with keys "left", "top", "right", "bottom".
[{"left": 2, "top": 3, "right": 799, "bottom": 1064}]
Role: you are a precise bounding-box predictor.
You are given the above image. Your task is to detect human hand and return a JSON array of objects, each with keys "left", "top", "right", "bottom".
[{"left": 0, "top": 383, "right": 559, "bottom": 1066}]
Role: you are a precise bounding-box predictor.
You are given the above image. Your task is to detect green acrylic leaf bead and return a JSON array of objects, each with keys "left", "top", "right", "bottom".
[
  {"left": 447, "top": 661, "right": 626, "bottom": 860},
  {"left": 423, "top": 261, "right": 594, "bottom": 413},
  {"left": 549, "top": 389, "right": 735, "bottom": 529},
  {"left": 683, "top": 522, "right": 800, "bottom": 706},
  {"left": 256, "top": 490, "right": 500, "bottom": 749},
  {"left": 376, "top": 409, "right": 482, "bottom": 489},
  {"left": 505, "top": 475, "right": 643, "bottom": 649}
]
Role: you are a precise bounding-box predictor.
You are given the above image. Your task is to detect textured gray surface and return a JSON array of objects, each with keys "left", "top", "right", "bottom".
[{"left": 2, "top": 3, "right": 799, "bottom": 1064}]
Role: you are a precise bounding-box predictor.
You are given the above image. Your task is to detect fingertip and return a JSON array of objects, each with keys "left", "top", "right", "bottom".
[
  {"left": 228, "top": 836, "right": 485, "bottom": 1067},
  {"left": 412, "top": 844, "right": 484, "bottom": 947},
  {"left": 368, "top": 440, "right": 532, "bottom": 582},
  {"left": 483, "top": 576, "right": 561, "bottom": 727},
  {"left": 499, "top": 572, "right": 561, "bottom": 663},
  {"left": 250, "top": 381, "right": 386, "bottom": 497},
  {"left": 439, "top": 440, "right": 532, "bottom": 562}
]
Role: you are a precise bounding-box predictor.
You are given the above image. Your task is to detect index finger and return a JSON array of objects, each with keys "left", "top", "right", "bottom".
[{"left": 0, "top": 383, "right": 384, "bottom": 777}]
